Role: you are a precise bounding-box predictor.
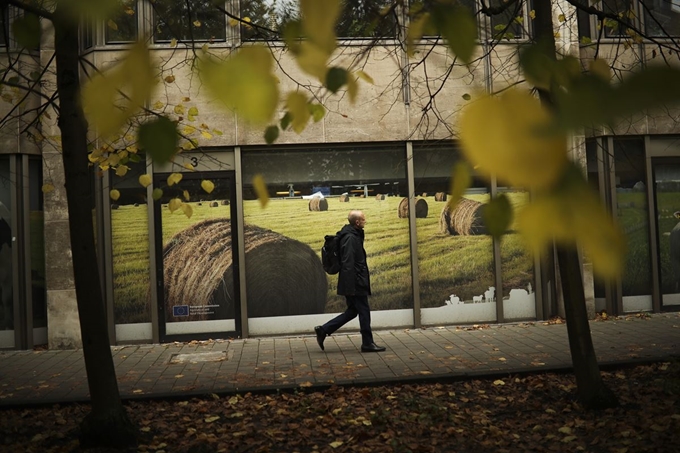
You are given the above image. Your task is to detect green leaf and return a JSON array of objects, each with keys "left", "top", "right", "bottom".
[
  {"left": 308, "top": 103, "right": 325, "bottom": 122},
  {"left": 432, "top": 5, "right": 477, "bottom": 64},
  {"left": 12, "top": 13, "right": 41, "bottom": 49},
  {"left": 199, "top": 46, "right": 279, "bottom": 124},
  {"left": 462, "top": 93, "right": 471, "bottom": 101},
  {"left": 326, "top": 67, "right": 348, "bottom": 93},
  {"left": 128, "top": 153, "right": 142, "bottom": 163},
  {"left": 286, "top": 92, "right": 311, "bottom": 133},
  {"left": 152, "top": 188, "right": 163, "bottom": 201},
  {"left": 138, "top": 116, "right": 178, "bottom": 164},
  {"left": 280, "top": 112, "right": 293, "bottom": 131},
  {"left": 264, "top": 125, "right": 279, "bottom": 144},
  {"left": 483, "top": 194, "right": 513, "bottom": 238}
]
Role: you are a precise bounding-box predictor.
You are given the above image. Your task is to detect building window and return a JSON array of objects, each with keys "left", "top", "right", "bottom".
[
  {"left": 153, "top": 0, "right": 226, "bottom": 43},
  {"left": 601, "top": 0, "right": 635, "bottom": 37},
  {"left": 489, "top": 0, "right": 529, "bottom": 40},
  {"left": 240, "top": 0, "right": 396, "bottom": 41},
  {"left": 0, "top": 6, "right": 8, "bottom": 47},
  {"left": 641, "top": 0, "right": 680, "bottom": 37},
  {"left": 81, "top": 16, "right": 94, "bottom": 50},
  {"left": 106, "top": 0, "right": 138, "bottom": 44}
]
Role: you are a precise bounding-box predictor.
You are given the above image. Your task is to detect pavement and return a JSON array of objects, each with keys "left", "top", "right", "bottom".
[{"left": 1, "top": 313, "right": 679, "bottom": 407}]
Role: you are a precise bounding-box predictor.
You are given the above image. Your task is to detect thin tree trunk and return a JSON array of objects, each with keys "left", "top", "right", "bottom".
[
  {"left": 556, "top": 246, "right": 618, "bottom": 409},
  {"left": 532, "top": 0, "right": 618, "bottom": 410},
  {"left": 53, "top": 8, "right": 137, "bottom": 448}
]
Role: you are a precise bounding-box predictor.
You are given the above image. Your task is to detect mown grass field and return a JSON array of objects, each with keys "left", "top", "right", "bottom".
[{"left": 111, "top": 194, "right": 535, "bottom": 323}]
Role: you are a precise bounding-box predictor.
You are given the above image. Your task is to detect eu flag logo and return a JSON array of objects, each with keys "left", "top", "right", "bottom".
[{"left": 173, "top": 305, "right": 189, "bottom": 317}]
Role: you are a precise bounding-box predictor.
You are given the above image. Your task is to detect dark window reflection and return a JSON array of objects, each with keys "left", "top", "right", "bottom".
[
  {"left": 0, "top": 156, "right": 13, "bottom": 330},
  {"left": 642, "top": 0, "right": 680, "bottom": 37},
  {"left": 153, "top": 0, "right": 226, "bottom": 42},
  {"left": 106, "top": 0, "right": 138, "bottom": 44}
]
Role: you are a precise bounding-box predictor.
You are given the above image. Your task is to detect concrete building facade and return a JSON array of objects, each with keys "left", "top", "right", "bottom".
[{"left": 1, "top": 0, "right": 679, "bottom": 349}]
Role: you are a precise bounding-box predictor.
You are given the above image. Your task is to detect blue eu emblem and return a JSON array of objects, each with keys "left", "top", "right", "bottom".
[{"left": 173, "top": 305, "right": 189, "bottom": 317}]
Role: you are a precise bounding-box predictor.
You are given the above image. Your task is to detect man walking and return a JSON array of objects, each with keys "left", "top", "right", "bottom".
[{"left": 314, "top": 210, "right": 386, "bottom": 353}]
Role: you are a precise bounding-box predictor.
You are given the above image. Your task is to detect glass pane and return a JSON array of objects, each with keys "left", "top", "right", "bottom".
[
  {"left": 241, "top": 0, "right": 396, "bottom": 41},
  {"left": 153, "top": 0, "right": 226, "bottom": 42},
  {"left": 0, "top": 156, "right": 13, "bottom": 330},
  {"left": 601, "top": 0, "right": 634, "bottom": 37},
  {"left": 159, "top": 176, "right": 236, "bottom": 334},
  {"left": 490, "top": 0, "right": 526, "bottom": 40},
  {"left": 28, "top": 158, "right": 46, "bottom": 331},
  {"left": 643, "top": 0, "right": 680, "bottom": 37},
  {"left": 0, "top": 7, "right": 8, "bottom": 47},
  {"left": 499, "top": 189, "right": 536, "bottom": 320},
  {"left": 586, "top": 139, "right": 607, "bottom": 310},
  {"left": 81, "top": 17, "right": 94, "bottom": 49},
  {"left": 242, "top": 146, "right": 411, "bottom": 321},
  {"left": 111, "top": 164, "right": 151, "bottom": 324},
  {"left": 654, "top": 161, "right": 680, "bottom": 307},
  {"left": 614, "top": 138, "right": 652, "bottom": 312},
  {"left": 106, "top": 0, "right": 138, "bottom": 44},
  {"left": 413, "top": 144, "right": 496, "bottom": 325}
]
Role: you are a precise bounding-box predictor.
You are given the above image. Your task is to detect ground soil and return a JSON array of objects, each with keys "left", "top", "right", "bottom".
[{"left": 1, "top": 359, "right": 678, "bottom": 453}]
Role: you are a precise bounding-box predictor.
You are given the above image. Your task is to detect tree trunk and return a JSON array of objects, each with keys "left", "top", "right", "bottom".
[
  {"left": 532, "top": 0, "right": 618, "bottom": 410},
  {"left": 555, "top": 246, "right": 618, "bottom": 409},
  {"left": 52, "top": 8, "right": 138, "bottom": 448}
]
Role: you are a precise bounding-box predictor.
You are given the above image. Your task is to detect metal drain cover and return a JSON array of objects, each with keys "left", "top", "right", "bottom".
[{"left": 169, "top": 350, "right": 230, "bottom": 364}]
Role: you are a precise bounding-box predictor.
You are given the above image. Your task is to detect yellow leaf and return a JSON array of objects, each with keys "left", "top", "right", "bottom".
[
  {"left": 286, "top": 92, "right": 311, "bottom": 134},
  {"left": 188, "top": 106, "right": 199, "bottom": 117},
  {"left": 252, "top": 174, "right": 269, "bottom": 208},
  {"left": 407, "top": 13, "right": 430, "bottom": 56},
  {"left": 301, "top": 0, "right": 340, "bottom": 55},
  {"left": 558, "top": 426, "right": 572, "bottom": 435},
  {"left": 152, "top": 100, "right": 164, "bottom": 110},
  {"left": 107, "top": 19, "right": 118, "bottom": 31},
  {"left": 115, "top": 165, "right": 129, "bottom": 177},
  {"left": 201, "top": 130, "right": 213, "bottom": 139},
  {"left": 168, "top": 198, "right": 182, "bottom": 213},
  {"left": 201, "top": 180, "right": 215, "bottom": 194},
  {"left": 193, "top": 20, "right": 202, "bottom": 27},
  {"left": 110, "top": 189, "right": 121, "bottom": 201},
  {"left": 199, "top": 46, "right": 279, "bottom": 124},
  {"left": 529, "top": 10, "right": 536, "bottom": 19},
  {"left": 562, "top": 435, "right": 577, "bottom": 443},
  {"left": 139, "top": 174, "right": 152, "bottom": 188},
  {"left": 558, "top": 14, "right": 566, "bottom": 22},
  {"left": 183, "top": 163, "right": 195, "bottom": 171},
  {"left": 183, "top": 190, "right": 190, "bottom": 201},
  {"left": 174, "top": 104, "right": 185, "bottom": 115},
  {"left": 82, "top": 41, "right": 155, "bottom": 137},
  {"left": 204, "top": 416, "right": 220, "bottom": 423},
  {"left": 459, "top": 89, "right": 567, "bottom": 191},
  {"left": 181, "top": 203, "right": 193, "bottom": 219},
  {"left": 347, "top": 76, "right": 358, "bottom": 103},
  {"left": 295, "top": 41, "right": 331, "bottom": 80},
  {"left": 493, "top": 380, "right": 505, "bottom": 386},
  {"left": 202, "top": 43, "right": 209, "bottom": 53},
  {"left": 164, "top": 75, "right": 175, "bottom": 83},
  {"left": 107, "top": 153, "right": 121, "bottom": 166},
  {"left": 170, "top": 38, "right": 178, "bottom": 47},
  {"left": 182, "top": 125, "right": 197, "bottom": 135},
  {"left": 299, "top": 381, "right": 313, "bottom": 388},
  {"left": 589, "top": 59, "right": 611, "bottom": 81},
  {"left": 167, "top": 172, "right": 183, "bottom": 186},
  {"left": 41, "top": 183, "right": 54, "bottom": 193},
  {"left": 447, "top": 161, "right": 471, "bottom": 211},
  {"left": 229, "top": 18, "right": 239, "bottom": 27},
  {"left": 355, "top": 70, "right": 374, "bottom": 84},
  {"left": 329, "top": 441, "right": 343, "bottom": 448}
]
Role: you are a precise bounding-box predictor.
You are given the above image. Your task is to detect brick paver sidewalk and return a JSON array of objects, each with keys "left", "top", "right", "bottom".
[{"left": 1, "top": 313, "right": 679, "bottom": 407}]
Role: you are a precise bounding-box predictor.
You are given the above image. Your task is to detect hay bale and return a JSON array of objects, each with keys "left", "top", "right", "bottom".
[
  {"left": 308, "top": 198, "right": 328, "bottom": 211},
  {"left": 111, "top": 204, "right": 119, "bottom": 210},
  {"left": 375, "top": 194, "right": 385, "bottom": 201},
  {"left": 421, "top": 192, "right": 427, "bottom": 197},
  {"left": 210, "top": 201, "right": 219, "bottom": 207},
  {"left": 221, "top": 200, "right": 229, "bottom": 205},
  {"left": 339, "top": 194, "right": 350, "bottom": 202},
  {"left": 162, "top": 219, "right": 327, "bottom": 321},
  {"left": 439, "top": 198, "right": 487, "bottom": 235},
  {"left": 434, "top": 192, "right": 447, "bottom": 202},
  {"left": 133, "top": 203, "right": 139, "bottom": 207},
  {"left": 398, "top": 197, "right": 428, "bottom": 218}
]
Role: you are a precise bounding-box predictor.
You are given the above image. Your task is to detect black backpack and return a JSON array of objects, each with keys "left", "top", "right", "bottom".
[{"left": 321, "top": 234, "right": 341, "bottom": 275}]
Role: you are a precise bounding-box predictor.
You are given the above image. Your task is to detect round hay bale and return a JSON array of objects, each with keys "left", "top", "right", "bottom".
[
  {"left": 162, "top": 219, "right": 327, "bottom": 321},
  {"left": 434, "top": 192, "right": 447, "bottom": 202},
  {"left": 398, "top": 197, "right": 409, "bottom": 218},
  {"left": 133, "top": 203, "right": 139, "bottom": 207},
  {"left": 221, "top": 200, "right": 229, "bottom": 205},
  {"left": 397, "top": 198, "right": 428, "bottom": 218},
  {"left": 439, "top": 198, "right": 487, "bottom": 235},
  {"left": 308, "top": 198, "right": 328, "bottom": 211},
  {"left": 421, "top": 192, "right": 428, "bottom": 197},
  {"left": 111, "top": 204, "right": 119, "bottom": 210},
  {"left": 375, "top": 194, "right": 385, "bottom": 201},
  {"left": 210, "top": 201, "right": 219, "bottom": 207},
  {"left": 339, "top": 194, "right": 350, "bottom": 202}
]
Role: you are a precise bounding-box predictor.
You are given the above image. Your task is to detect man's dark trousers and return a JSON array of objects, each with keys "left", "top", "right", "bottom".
[{"left": 322, "top": 295, "right": 374, "bottom": 346}]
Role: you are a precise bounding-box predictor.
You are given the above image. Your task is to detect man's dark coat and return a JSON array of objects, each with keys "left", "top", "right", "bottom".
[{"left": 336, "top": 223, "right": 371, "bottom": 296}]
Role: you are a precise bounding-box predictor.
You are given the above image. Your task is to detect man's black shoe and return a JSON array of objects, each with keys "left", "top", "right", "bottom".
[
  {"left": 361, "top": 343, "right": 386, "bottom": 353},
  {"left": 314, "top": 326, "right": 326, "bottom": 351}
]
